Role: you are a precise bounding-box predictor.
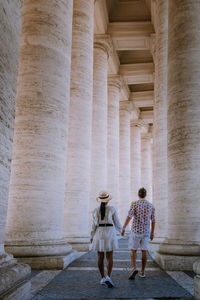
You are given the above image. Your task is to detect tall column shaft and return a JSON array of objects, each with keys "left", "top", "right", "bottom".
[
  {"left": 63, "top": 0, "right": 94, "bottom": 250},
  {"left": 0, "top": 1, "right": 31, "bottom": 298},
  {"left": 141, "top": 134, "right": 152, "bottom": 202},
  {"left": 107, "top": 75, "right": 121, "bottom": 208},
  {"left": 0, "top": 0, "right": 21, "bottom": 256},
  {"left": 5, "top": 0, "right": 77, "bottom": 269},
  {"left": 89, "top": 36, "right": 112, "bottom": 215},
  {"left": 152, "top": 0, "right": 168, "bottom": 242},
  {"left": 130, "top": 121, "right": 141, "bottom": 202},
  {"left": 158, "top": 0, "right": 200, "bottom": 270},
  {"left": 119, "top": 102, "right": 131, "bottom": 223}
]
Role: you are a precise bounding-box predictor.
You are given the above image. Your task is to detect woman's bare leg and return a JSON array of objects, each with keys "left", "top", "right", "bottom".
[
  {"left": 106, "top": 251, "right": 113, "bottom": 277},
  {"left": 98, "top": 251, "right": 105, "bottom": 278}
]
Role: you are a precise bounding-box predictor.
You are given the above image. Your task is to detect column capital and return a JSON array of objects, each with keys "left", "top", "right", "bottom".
[
  {"left": 119, "top": 100, "right": 132, "bottom": 112},
  {"left": 108, "top": 75, "right": 123, "bottom": 90},
  {"left": 94, "top": 34, "right": 113, "bottom": 58}
]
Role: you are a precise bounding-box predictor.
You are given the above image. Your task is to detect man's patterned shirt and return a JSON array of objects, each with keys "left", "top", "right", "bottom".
[{"left": 128, "top": 199, "right": 155, "bottom": 234}]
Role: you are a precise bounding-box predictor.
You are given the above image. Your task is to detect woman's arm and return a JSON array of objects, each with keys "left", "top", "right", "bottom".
[
  {"left": 112, "top": 208, "right": 122, "bottom": 233},
  {"left": 90, "top": 210, "right": 97, "bottom": 242},
  {"left": 121, "top": 216, "right": 131, "bottom": 236}
]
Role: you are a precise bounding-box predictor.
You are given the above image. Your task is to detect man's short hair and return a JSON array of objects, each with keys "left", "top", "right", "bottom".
[{"left": 138, "top": 187, "right": 147, "bottom": 198}]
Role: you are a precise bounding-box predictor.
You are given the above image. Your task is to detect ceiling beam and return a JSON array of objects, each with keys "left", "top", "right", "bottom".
[
  {"left": 119, "top": 63, "right": 154, "bottom": 85},
  {"left": 108, "top": 21, "right": 154, "bottom": 50},
  {"left": 140, "top": 110, "right": 154, "bottom": 123},
  {"left": 129, "top": 91, "right": 154, "bottom": 107}
]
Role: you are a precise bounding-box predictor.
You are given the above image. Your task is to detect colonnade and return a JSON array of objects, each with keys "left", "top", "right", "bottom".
[{"left": 1, "top": 0, "right": 200, "bottom": 299}]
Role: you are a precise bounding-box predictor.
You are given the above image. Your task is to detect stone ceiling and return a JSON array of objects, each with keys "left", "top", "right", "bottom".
[{"left": 94, "top": 0, "right": 155, "bottom": 126}]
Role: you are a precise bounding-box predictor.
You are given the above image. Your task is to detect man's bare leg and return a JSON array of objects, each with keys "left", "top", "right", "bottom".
[
  {"left": 130, "top": 250, "right": 137, "bottom": 269},
  {"left": 129, "top": 250, "right": 138, "bottom": 279},
  {"left": 141, "top": 250, "right": 148, "bottom": 274}
]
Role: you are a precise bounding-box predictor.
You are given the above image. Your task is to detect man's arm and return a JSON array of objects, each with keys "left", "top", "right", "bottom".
[
  {"left": 121, "top": 216, "right": 131, "bottom": 236},
  {"left": 150, "top": 221, "right": 155, "bottom": 240}
]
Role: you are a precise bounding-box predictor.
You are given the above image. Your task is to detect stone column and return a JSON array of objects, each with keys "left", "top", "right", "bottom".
[
  {"left": 141, "top": 133, "right": 152, "bottom": 202},
  {"left": 89, "top": 35, "right": 112, "bottom": 217},
  {"left": 63, "top": 0, "right": 94, "bottom": 251},
  {"left": 0, "top": 1, "right": 31, "bottom": 298},
  {"left": 5, "top": 0, "right": 77, "bottom": 270},
  {"left": 150, "top": 0, "right": 168, "bottom": 258},
  {"left": 130, "top": 121, "right": 141, "bottom": 203},
  {"left": 107, "top": 75, "right": 122, "bottom": 209},
  {"left": 119, "top": 101, "right": 131, "bottom": 224},
  {"left": 158, "top": 0, "right": 200, "bottom": 270}
]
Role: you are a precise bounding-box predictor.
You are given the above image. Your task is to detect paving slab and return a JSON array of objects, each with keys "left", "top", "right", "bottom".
[{"left": 32, "top": 238, "right": 193, "bottom": 300}]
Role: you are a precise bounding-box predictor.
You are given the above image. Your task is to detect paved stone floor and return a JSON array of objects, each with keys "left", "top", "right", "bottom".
[{"left": 30, "top": 238, "right": 194, "bottom": 299}]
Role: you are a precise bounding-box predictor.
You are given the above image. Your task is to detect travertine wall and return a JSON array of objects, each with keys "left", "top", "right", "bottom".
[{"left": 0, "top": 0, "right": 22, "bottom": 254}]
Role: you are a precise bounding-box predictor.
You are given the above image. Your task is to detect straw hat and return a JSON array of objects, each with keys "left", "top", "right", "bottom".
[{"left": 96, "top": 191, "right": 112, "bottom": 203}]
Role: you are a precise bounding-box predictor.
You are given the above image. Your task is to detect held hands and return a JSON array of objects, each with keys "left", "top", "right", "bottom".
[
  {"left": 150, "top": 231, "right": 154, "bottom": 241},
  {"left": 90, "top": 238, "right": 93, "bottom": 243},
  {"left": 121, "top": 226, "right": 126, "bottom": 236}
]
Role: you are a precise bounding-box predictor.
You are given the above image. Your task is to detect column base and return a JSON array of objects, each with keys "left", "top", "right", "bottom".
[
  {"left": 155, "top": 239, "right": 200, "bottom": 270},
  {"left": 16, "top": 251, "right": 78, "bottom": 270},
  {"left": 194, "top": 275, "right": 200, "bottom": 300},
  {"left": 5, "top": 239, "right": 78, "bottom": 270},
  {"left": 155, "top": 252, "right": 200, "bottom": 271},
  {"left": 65, "top": 236, "right": 92, "bottom": 251},
  {"left": 193, "top": 260, "right": 200, "bottom": 300},
  {"left": 149, "top": 237, "right": 166, "bottom": 261},
  {"left": 0, "top": 253, "right": 31, "bottom": 300}
]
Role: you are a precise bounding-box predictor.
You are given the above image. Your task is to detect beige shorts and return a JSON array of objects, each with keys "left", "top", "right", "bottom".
[{"left": 129, "top": 232, "right": 150, "bottom": 250}]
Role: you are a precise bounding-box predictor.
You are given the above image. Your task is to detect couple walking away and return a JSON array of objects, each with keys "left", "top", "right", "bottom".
[{"left": 90, "top": 187, "right": 156, "bottom": 288}]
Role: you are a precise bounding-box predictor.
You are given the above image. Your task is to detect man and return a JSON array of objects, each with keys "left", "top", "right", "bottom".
[{"left": 122, "top": 187, "right": 155, "bottom": 279}]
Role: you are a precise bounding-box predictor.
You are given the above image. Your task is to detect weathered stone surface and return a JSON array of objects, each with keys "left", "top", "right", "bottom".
[
  {"left": 130, "top": 121, "right": 141, "bottom": 203},
  {"left": 63, "top": 0, "right": 94, "bottom": 248},
  {"left": 158, "top": 0, "right": 200, "bottom": 269},
  {"left": 107, "top": 75, "right": 121, "bottom": 208},
  {"left": 141, "top": 133, "right": 152, "bottom": 201},
  {"left": 0, "top": 0, "right": 22, "bottom": 255},
  {"left": 5, "top": 0, "right": 74, "bottom": 264},
  {"left": 194, "top": 260, "right": 200, "bottom": 300},
  {"left": 119, "top": 101, "right": 131, "bottom": 223},
  {"left": 0, "top": 255, "right": 31, "bottom": 300},
  {"left": 152, "top": 0, "right": 168, "bottom": 241},
  {"left": 89, "top": 36, "right": 112, "bottom": 218}
]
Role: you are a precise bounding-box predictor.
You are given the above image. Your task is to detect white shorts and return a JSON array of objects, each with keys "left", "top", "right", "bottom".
[{"left": 129, "top": 232, "right": 150, "bottom": 250}]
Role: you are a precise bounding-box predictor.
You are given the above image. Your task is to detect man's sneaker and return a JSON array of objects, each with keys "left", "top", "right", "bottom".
[
  {"left": 105, "top": 275, "right": 114, "bottom": 288},
  {"left": 100, "top": 277, "right": 106, "bottom": 285},
  {"left": 128, "top": 268, "right": 138, "bottom": 280},
  {"left": 139, "top": 271, "right": 146, "bottom": 278}
]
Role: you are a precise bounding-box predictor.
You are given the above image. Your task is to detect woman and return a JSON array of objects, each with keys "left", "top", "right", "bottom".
[{"left": 90, "top": 191, "right": 122, "bottom": 287}]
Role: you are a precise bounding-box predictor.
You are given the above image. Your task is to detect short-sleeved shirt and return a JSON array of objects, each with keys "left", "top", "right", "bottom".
[{"left": 128, "top": 199, "right": 155, "bottom": 234}]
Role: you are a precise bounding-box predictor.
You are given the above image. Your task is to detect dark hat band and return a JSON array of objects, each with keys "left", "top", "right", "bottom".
[{"left": 99, "top": 195, "right": 109, "bottom": 199}]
